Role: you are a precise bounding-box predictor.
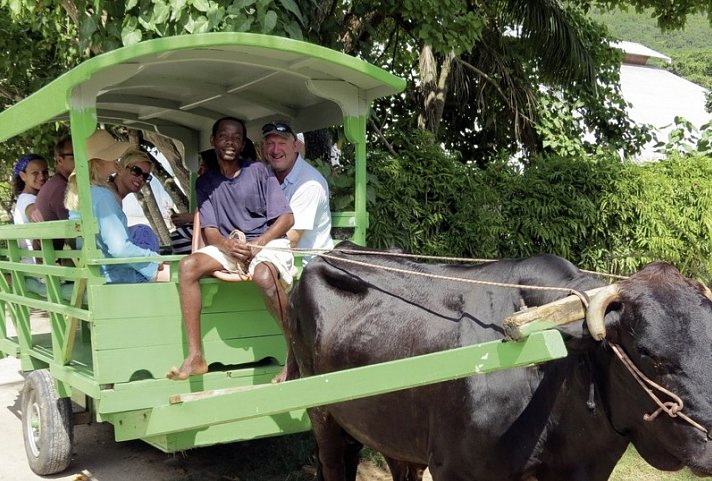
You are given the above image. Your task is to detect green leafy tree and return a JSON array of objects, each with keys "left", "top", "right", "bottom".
[
  {"left": 668, "top": 49, "right": 712, "bottom": 112},
  {"left": 0, "top": 2, "right": 79, "bottom": 216},
  {"left": 304, "top": 0, "right": 704, "bottom": 165},
  {"left": 2, "top": 0, "right": 710, "bottom": 168},
  {"left": 0, "top": 0, "right": 305, "bottom": 220}
]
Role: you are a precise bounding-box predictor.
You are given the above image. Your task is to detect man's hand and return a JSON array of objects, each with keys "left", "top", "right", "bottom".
[
  {"left": 247, "top": 237, "right": 269, "bottom": 259},
  {"left": 220, "top": 236, "right": 252, "bottom": 262},
  {"left": 287, "top": 229, "right": 304, "bottom": 248},
  {"left": 28, "top": 206, "right": 44, "bottom": 222}
]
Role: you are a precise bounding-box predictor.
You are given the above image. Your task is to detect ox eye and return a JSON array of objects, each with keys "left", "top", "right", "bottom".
[{"left": 637, "top": 346, "right": 675, "bottom": 375}]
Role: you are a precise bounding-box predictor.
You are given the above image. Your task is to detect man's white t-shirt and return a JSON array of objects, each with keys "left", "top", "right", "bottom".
[{"left": 279, "top": 156, "right": 334, "bottom": 261}]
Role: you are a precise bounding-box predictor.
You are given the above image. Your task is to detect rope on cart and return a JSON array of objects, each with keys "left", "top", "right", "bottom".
[{"left": 252, "top": 243, "right": 624, "bottom": 297}]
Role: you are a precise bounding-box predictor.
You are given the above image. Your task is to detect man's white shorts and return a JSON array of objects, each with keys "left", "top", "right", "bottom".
[{"left": 197, "top": 238, "right": 295, "bottom": 287}]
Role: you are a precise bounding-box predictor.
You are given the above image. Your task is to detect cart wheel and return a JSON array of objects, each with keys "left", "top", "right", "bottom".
[{"left": 21, "top": 369, "right": 74, "bottom": 475}]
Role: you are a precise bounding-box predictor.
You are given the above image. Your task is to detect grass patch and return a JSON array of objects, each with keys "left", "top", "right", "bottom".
[
  {"left": 361, "top": 447, "right": 388, "bottom": 469},
  {"left": 173, "top": 435, "right": 700, "bottom": 481},
  {"left": 610, "top": 446, "right": 699, "bottom": 481}
]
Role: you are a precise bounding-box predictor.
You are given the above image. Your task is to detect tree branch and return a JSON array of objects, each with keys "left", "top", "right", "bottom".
[{"left": 369, "top": 118, "right": 398, "bottom": 157}]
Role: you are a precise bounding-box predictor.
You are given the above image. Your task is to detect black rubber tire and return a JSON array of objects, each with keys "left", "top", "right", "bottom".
[{"left": 21, "top": 369, "right": 74, "bottom": 475}]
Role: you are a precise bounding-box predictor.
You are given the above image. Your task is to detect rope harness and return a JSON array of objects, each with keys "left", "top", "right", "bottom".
[
  {"left": 250, "top": 243, "right": 709, "bottom": 435},
  {"left": 261, "top": 245, "right": 613, "bottom": 298},
  {"left": 609, "top": 344, "right": 708, "bottom": 435}
]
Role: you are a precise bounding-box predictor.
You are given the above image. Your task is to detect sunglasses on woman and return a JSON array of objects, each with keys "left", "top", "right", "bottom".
[{"left": 128, "top": 165, "right": 153, "bottom": 182}]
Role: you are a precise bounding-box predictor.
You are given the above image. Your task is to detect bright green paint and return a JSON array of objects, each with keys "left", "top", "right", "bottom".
[
  {"left": 0, "top": 33, "right": 405, "bottom": 143},
  {"left": 0, "top": 32, "right": 568, "bottom": 454},
  {"left": 127, "top": 409, "right": 311, "bottom": 452},
  {"left": 104, "top": 330, "right": 567, "bottom": 441}
]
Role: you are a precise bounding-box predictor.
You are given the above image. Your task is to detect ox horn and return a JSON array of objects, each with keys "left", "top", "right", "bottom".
[
  {"left": 701, "top": 283, "right": 712, "bottom": 302},
  {"left": 585, "top": 284, "right": 621, "bottom": 341}
]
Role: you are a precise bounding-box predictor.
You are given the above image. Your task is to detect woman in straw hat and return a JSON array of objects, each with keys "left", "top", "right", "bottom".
[{"left": 65, "top": 129, "right": 169, "bottom": 283}]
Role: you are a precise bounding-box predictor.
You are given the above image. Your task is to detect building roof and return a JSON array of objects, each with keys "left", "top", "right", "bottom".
[
  {"left": 615, "top": 41, "right": 709, "bottom": 160},
  {"left": 612, "top": 40, "right": 671, "bottom": 64},
  {"left": 621, "top": 63, "right": 710, "bottom": 130}
]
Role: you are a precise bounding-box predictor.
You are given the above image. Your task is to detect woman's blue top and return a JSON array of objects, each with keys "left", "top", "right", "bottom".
[{"left": 70, "top": 185, "right": 159, "bottom": 283}]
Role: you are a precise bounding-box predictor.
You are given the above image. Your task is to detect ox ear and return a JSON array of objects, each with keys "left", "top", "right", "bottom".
[{"left": 556, "top": 308, "right": 622, "bottom": 352}]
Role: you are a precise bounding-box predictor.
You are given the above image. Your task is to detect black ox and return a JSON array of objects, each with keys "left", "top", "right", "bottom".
[{"left": 287, "top": 243, "right": 712, "bottom": 481}]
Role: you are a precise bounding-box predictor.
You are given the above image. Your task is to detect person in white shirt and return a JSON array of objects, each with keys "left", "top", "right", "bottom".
[
  {"left": 261, "top": 122, "right": 334, "bottom": 265},
  {"left": 261, "top": 121, "right": 334, "bottom": 383},
  {"left": 12, "top": 153, "right": 49, "bottom": 262}
]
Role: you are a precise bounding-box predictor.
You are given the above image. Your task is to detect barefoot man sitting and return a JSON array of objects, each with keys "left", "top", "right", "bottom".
[{"left": 166, "top": 116, "right": 295, "bottom": 381}]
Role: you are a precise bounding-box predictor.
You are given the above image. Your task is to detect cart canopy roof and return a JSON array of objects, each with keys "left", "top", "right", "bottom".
[{"left": 0, "top": 33, "right": 405, "bottom": 146}]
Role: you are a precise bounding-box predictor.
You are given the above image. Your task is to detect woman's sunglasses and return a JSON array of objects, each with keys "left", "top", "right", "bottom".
[{"left": 128, "top": 165, "right": 153, "bottom": 182}]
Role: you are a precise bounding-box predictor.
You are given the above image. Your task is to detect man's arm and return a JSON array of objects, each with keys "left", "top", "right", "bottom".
[
  {"left": 253, "top": 212, "right": 294, "bottom": 248},
  {"left": 203, "top": 226, "right": 227, "bottom": 250},
  {"left": 287, "top": 179, "right": 327, "bottom": 248}
]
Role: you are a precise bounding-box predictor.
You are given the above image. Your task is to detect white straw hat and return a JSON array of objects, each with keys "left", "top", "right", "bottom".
[{"left": 86, "top": 129, "right": 131, "bottom": 161}]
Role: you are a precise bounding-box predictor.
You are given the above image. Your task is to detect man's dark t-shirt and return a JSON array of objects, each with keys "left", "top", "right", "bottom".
[
  {"left": 36, "top": 173, "right": 69, "bottom": 221},
  {"left": 197, "top": 159, "right": 291, "bottom": 242},
  {"left": 36, "top": 173, "right": 70, "bottom": 250}
]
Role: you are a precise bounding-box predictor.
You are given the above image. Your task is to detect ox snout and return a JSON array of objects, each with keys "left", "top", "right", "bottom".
[
  {"left": 686, "top": 434, "right": 712, "bottom": 477},
  {"left": 689, "top": 466, "right": 712, "bottom": 477}
]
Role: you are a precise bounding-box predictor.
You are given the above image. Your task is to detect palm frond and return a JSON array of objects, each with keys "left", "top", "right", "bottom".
[{"left": 505, "top": 0, "right": 596, "bottom": 85}]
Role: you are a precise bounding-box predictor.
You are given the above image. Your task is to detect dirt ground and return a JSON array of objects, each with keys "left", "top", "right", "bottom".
[
  {"left": 0, "top": 354, "right": 405, "bottom": 481},
  {"left": 0, "top": 310, "right": 425, "bottom": 481}
]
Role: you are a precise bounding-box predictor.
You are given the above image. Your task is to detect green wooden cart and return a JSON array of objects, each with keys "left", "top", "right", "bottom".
[{"left": 0, "top": 33, "right": 569, "bottom": 476}]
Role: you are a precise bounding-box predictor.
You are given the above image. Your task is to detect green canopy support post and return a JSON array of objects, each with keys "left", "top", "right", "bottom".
[{"left": 343, "top": 115, "right": 368, "bottom": 245}]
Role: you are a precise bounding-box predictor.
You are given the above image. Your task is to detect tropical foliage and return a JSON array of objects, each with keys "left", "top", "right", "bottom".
[
  {"left": 359, "top": 129, "right": 712, "bottom": 280},
  {"left": 1, "top": 0, "right": 711, "bottom": 277},
  {"left": 2, "top": 0, "right": 709, "bottom": 167}
]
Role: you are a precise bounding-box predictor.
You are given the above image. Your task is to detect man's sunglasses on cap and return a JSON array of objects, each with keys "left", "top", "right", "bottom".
[{"left": 261, "top": 122, "right": 296, "bottom": 138}]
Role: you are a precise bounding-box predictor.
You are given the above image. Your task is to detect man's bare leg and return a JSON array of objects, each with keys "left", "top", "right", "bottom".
[
  {"left": 251, "top": 262, "right": 298, "bottom": 383},
  {"left": 166, "top": 253, "right": 222, "bottom": 380}
]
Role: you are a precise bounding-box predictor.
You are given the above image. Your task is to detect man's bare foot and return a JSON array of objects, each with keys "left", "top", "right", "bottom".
[
  {"left": 166, "top": 354, "right": 208, "bottom": 380},
  {"left": 271, "top": 361, "right": 300, "bottom": 383},
  {"left": 271, "top": 365, "right": 289, "bottom": 383}
]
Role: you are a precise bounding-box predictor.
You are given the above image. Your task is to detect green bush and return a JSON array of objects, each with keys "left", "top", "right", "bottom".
[
  {"left": 599, "top": 153, "right": 712, "bottom": 279},
  {"left": 363, "top": 134, "right": 712, "bottom": 280}
]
